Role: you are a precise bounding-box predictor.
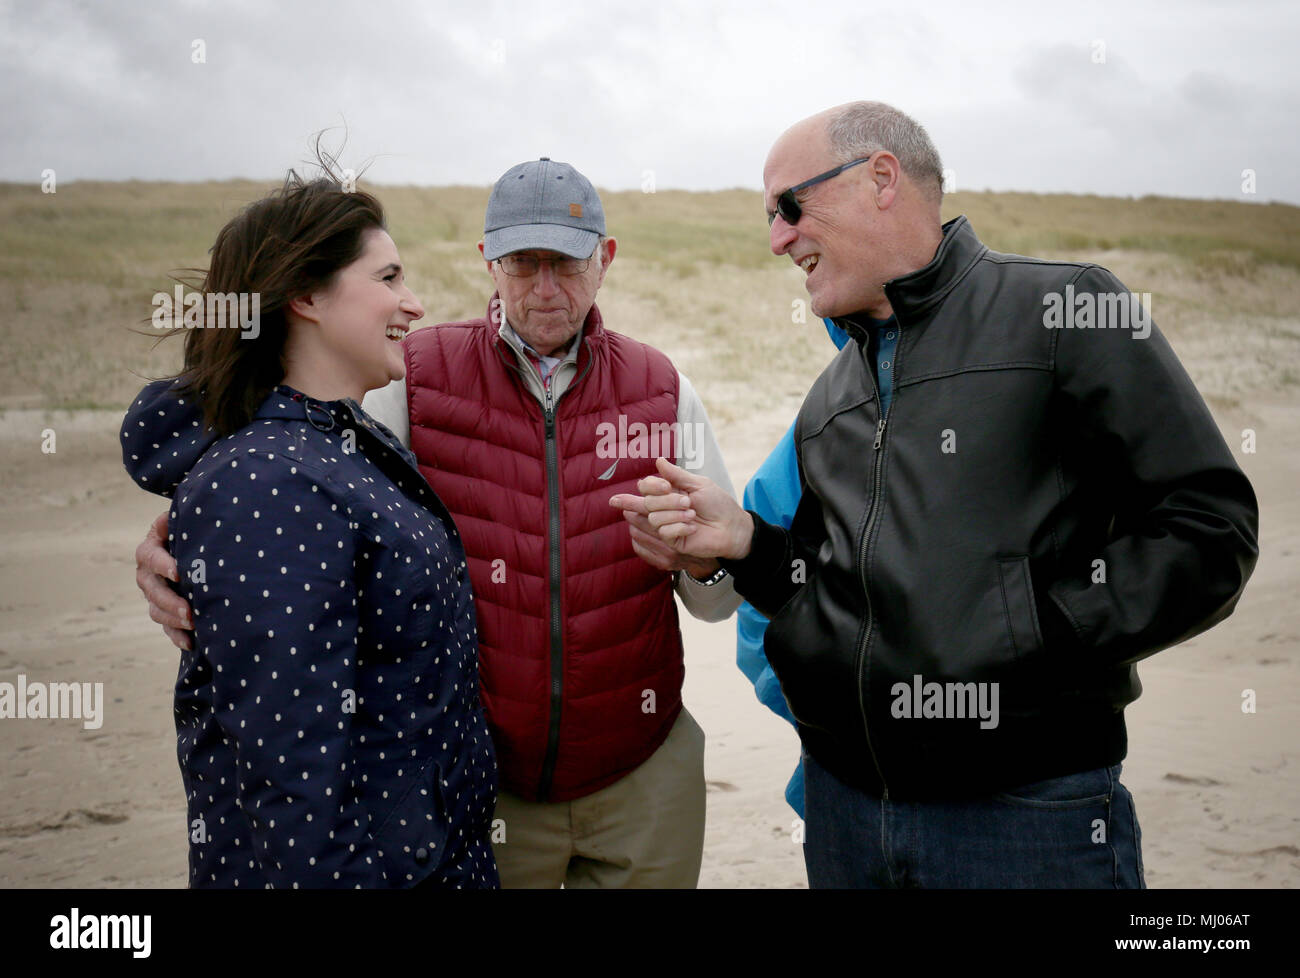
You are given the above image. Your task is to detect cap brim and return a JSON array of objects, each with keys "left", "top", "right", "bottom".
[{"left": 482, "top": 224, "right": 600, "bottom": 262}]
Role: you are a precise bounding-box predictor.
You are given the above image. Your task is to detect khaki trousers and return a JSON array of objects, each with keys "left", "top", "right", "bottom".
[{"left": 491, "top": 707, "right": 706, "bottom": 888}]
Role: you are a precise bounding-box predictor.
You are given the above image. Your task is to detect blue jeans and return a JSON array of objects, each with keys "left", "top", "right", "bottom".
[{"left": 802, "top": 750, "right": 1145, "bottom": 888}]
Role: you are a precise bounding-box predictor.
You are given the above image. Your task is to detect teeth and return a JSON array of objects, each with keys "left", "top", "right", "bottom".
[
  {"left": 799, "top": 255, "right": 819, "bottom": 273},
  {"left": 385, "top": 326, "right": 404, "bottom": 340}
]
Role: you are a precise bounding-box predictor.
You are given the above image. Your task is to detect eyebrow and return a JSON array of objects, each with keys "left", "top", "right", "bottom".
[{"left": 376, "top": 263, "right": 402, "bottom": 276}]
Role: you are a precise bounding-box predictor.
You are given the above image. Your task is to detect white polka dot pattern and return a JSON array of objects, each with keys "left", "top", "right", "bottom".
[{"left": 122, "top": 381, "right": 499, "bottom": 888}]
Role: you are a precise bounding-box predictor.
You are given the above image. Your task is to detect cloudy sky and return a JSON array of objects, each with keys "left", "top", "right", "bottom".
[{"left": 4, "top": 0, "right": 1298, "bottom": 202}]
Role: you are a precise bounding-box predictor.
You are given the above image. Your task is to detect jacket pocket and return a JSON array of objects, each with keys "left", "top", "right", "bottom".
[
  {"left": 997, "top": 555, "right": 1044, "bottom": 659},
  {"left": 761, "top": 578, "right": 858, "bottom": 737},
  {"left": 372, "top": 757, "right": 449, "bottom": 888}
]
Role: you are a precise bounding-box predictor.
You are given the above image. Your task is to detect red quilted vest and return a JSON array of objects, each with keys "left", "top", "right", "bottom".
[{"left": 404, "top": 297, "right": 685, "bottom": 802}]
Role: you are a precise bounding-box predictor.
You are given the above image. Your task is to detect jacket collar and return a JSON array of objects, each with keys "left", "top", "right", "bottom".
[
  {"left": 254, "top": 384, "right": 365, "bottom": 434},
  {"left": 882, "top": 215, "right": 988, "bottom": 325}
]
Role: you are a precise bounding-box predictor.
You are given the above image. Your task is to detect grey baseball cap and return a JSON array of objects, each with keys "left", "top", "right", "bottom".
[{"left": 482, "top": 157, "right": 605, "bottom": 261}]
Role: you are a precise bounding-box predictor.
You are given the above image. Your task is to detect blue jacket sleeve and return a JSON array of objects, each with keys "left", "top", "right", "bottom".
[
  {"left": 174, "top": 447, "right": 383, "bottom": 887},
  {"left": 735, "top": 421, "right": 806, "bottom": 817},
  {"left": 736, "top": 421, "right": 802, "bottom": 699},
  {"left": 732, "top": 320, "right": 847, "bottom": 820}
]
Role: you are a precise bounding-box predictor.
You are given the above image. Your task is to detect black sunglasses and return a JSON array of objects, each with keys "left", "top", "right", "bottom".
[{"left": 767, "top": 155, "right": 876, "bottom": 227}]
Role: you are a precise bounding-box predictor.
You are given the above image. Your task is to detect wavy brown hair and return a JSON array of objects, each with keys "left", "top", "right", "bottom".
[{"left": 172, "top": 162, "right": 386, "bottom": 436}]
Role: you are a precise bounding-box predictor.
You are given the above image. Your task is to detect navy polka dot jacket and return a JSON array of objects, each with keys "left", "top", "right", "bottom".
[{"left": 122, "top": 380, "right": 499, "bottom": 888}]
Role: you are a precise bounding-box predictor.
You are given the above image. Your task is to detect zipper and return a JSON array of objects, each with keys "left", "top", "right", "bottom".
[
  {"left": 852, "top": 323, "right": 897, "bottom": 799},
  {"left": 528, "top": 342, "right": 594, "bottom": 801},
  {"left": 536, "top": 380, "right": 565, "bottom": 799}
]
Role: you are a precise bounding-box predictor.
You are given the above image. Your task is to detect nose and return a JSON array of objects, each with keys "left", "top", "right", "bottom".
[
  {"left": 400, "top": 286, "right": 424, "bottom": 322},
  {"left": 531, "top": 261, "right": 561, "bottom": 296},
  {"left": 769, "top": 214, "right": 797, "bottom": 256}
]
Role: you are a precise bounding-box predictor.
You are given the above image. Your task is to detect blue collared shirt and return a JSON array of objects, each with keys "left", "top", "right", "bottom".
[{"left": 864, "top": 314, "right": 899, "bottom": 416}]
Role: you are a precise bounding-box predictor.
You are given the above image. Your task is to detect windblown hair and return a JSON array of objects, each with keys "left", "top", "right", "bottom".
[
  {"left": 825, "top": 101, "right": 945, "bottom": 205},
  {"left": 171, "top": 155, "right": 386, "bottom": 436}
]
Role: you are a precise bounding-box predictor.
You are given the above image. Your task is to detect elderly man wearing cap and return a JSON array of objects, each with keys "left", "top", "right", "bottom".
[{"left": 135, "top": 158, "right": 740, "bottom": 888}]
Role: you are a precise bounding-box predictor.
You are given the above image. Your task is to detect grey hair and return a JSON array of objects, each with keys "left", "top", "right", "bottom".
[{"left": 825, "top": 102, "right": 944, "bottom": 204}]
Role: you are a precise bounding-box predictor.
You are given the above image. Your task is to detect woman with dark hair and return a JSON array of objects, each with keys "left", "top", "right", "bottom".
[{"left": 121, "top": 170, "right": 498, "bottom": 888}]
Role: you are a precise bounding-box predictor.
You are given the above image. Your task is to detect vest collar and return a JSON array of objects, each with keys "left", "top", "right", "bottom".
[{"left": 487, "top": 294, "right": 606, "bottom": 386}]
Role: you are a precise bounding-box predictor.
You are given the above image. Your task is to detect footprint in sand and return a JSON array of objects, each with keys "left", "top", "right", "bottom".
[{"left": 1163, "top": 772, "right": 1225, "bottom": 787}]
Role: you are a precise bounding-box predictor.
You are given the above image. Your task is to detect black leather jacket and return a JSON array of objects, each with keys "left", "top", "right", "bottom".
[{"left": 725, "top": 216, "right": 1259, "bottom": 800}]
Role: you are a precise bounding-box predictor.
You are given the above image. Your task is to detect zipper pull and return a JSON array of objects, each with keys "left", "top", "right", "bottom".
[{"left": 873, "top": 416, "right": 886, "bottom": 450}]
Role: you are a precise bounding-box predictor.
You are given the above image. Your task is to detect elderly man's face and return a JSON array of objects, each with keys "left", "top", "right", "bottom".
[
  {"left": 764, "top": 124, "right": 886, "bottom": 320},
  {"left": 479, "top": 238, "right": 616, "bottom": 357}
]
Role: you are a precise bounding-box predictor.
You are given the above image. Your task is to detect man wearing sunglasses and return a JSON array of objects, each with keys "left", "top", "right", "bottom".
[
  {"left": 614, "top": 101, "right": 1258, "bottom": 887},
  {"left": 134, "top": 158, "right": 740, "bottom": 888}
]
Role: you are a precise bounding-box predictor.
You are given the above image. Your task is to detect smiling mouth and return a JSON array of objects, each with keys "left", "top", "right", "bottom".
[
  {"left": 798, "top": 255, "right": 820, "bottom": 275},
  {"left": 385, "top": 325, "right": 406, "bottom": 341}
]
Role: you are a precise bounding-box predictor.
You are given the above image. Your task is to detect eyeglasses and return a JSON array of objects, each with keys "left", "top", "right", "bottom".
[
  {"left": 767, "top": 155, "right": 876, "bottom": 227},
  {"left": 495, "top": 253, "right": 593, "bottom": 277}
]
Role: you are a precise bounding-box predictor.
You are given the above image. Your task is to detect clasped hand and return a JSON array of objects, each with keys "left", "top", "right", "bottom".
[{"left": 608, "top": 457, "right": 753, "bottom": 565}]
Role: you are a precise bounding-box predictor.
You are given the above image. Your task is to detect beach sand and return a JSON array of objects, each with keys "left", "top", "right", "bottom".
[{"left": 0, "top": 386, "right": 1295, "bottom": 888}]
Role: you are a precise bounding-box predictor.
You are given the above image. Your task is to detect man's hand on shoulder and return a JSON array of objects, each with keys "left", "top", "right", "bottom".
[{"left": 135, "top": 510, "right": 194, "bottom": 651}]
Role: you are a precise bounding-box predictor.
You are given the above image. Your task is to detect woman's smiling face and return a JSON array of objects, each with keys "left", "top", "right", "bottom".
[{"left": 295, "top": 227, "right": 425, "bottom": 399}]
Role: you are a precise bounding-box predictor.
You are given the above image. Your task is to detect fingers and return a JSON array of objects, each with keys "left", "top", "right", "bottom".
[
  {"left": 143, "top": 569, "right": 192, "bottom": 630},
  {"left": 136, "top": 510, "right": 179, "bottom": 583},
  {"left": 608, "top": 493, "right": 649, "bottom": 516},
  {"left": 636, "top": 475, "right": 674, "bottom": 495},
  {"left": 608, "top": 483, "right": 683, "bottom": 513},
  {"left": 620, "top": 510, "right": 657, "bottom": 536},
  {"left": 163, "top": 624, "right": 193, "bottom": 652},
  {"left": 627, "top": 527, "right": 677, "bottom": 572},
  {"left": 652, "top": 520, "right": 699, "bottom": 546},
  {"left": 654, "top": 456, "right": 710, "bottom": 491},
  {"left": 608, "top": 460, "right": 717, "bottom": 521},
  {"left": 627, "top": 519, "right": 685, "bottom": 556},
  {"left": 135, "top": 508, "right": 194, "bottom": 635},
  {"left": 624, "top": 513, "right": 693, "bottom": 567},
  {"left": 646, "top": 507, "right": 695, "bottom": 532},
  {"left": 615, "top": 490, "right": 698, "bottom": 543},
  {"left": 610, "top": 489, "right": 693, "bottom": 520}
]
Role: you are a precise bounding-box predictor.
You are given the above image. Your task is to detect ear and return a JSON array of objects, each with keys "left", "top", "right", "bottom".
[
  {"left": 870, "top": 152, "right": 903, "bottom": 210},
  {"left": 478, "top": 240, "right": 493, "bottom": 274},
  {"left": 288, "top": 292, "right": 325, "bottom": 325},
  {"left": 594, "top": 236, "right": 616, "bottom": 287}
]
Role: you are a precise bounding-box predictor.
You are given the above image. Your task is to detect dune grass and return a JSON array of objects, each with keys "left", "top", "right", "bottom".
[{"left": 1, "top": 179, "right": 1297, "bottom": 417}]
